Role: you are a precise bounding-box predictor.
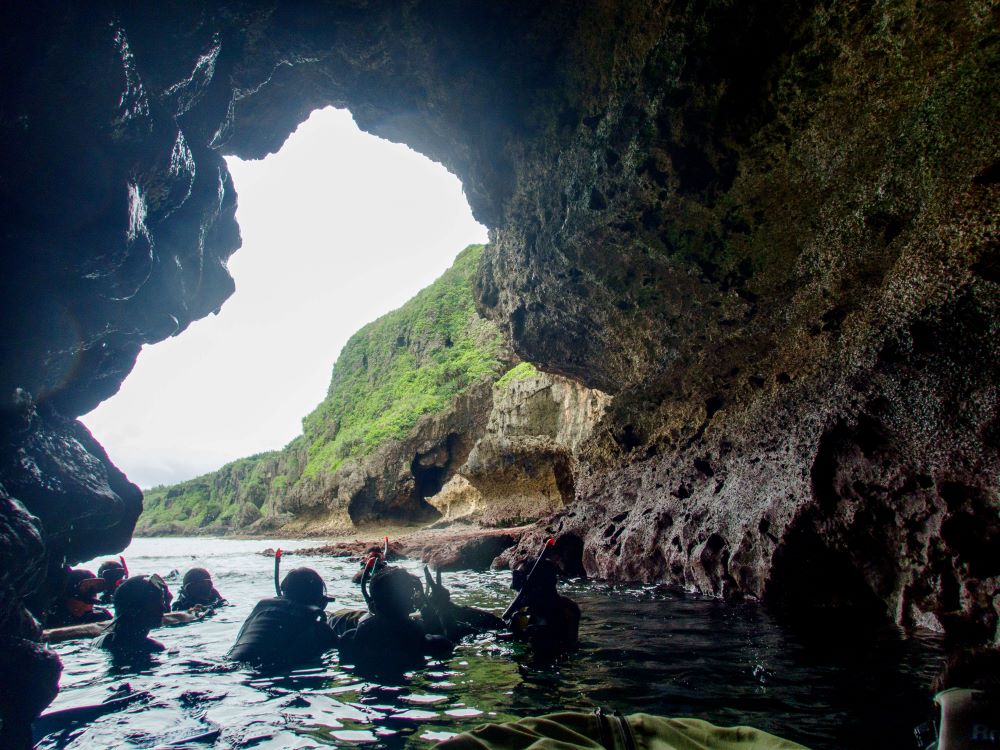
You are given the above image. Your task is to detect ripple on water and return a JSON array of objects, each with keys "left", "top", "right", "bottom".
[{"left": 40, "top": 537, "right": 946, "bottom": 750}]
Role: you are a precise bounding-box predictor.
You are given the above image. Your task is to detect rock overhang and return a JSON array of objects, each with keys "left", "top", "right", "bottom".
[{"left": 0, "top": 3, "right": 998, "bottom": 739}]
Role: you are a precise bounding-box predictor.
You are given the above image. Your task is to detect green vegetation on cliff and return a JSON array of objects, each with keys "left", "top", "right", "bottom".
[
  {"left": 138, "top": 244, "right": 512, "bottom": 535},
  {"left": 140, "top": 452, "right": 281, "bottom": 534},
  {"left": 495, "top": 361, "right": 540, "bottom": 390},
  {"left": 300, "top": 243, "right": 506, "bottom": 477}
]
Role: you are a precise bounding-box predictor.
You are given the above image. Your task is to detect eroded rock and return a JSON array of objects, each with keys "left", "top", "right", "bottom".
[
  {"left": 1, "top": 3, "right": 998, "bottom": 728},
  {"left": 429, "top": 370, "right": 609, "bottom": 526}
]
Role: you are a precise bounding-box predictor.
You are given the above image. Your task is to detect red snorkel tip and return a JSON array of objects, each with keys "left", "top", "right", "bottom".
[
  {"left": 275, "top": 548, "right": 282, "bottom": 559},
  {"left": 546, "top": 537, "right": 555, "bottom": 547}
]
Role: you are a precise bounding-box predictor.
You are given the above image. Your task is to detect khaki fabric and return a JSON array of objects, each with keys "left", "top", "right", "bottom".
[
  {"left": 436, "top": 712, "right": 810, "bottom": 750},
  {"left": 935, "top": 688, "right": 1000, "bottom": 750}
]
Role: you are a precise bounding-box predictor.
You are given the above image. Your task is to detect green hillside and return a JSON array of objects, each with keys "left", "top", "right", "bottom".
[
  {"left": 138, "top": 244, "right": 512, "bottom": 534},
  {"left": 299, "top": 243, "right": 506, "bottom": 477}
]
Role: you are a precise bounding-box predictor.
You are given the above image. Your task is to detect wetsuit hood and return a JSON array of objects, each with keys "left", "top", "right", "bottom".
[{"left": 280, "top": 568, "right": 334, "bottom": 607}]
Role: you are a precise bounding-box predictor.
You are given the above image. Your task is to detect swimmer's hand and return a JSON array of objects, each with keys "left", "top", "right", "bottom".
[{"left": 161, "top": 610, "right": 199, "bottom": 626}]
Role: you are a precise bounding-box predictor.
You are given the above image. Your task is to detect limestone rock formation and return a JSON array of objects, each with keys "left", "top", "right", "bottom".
[
  {"left": 1, "top": 2, "right": 998, "bottom": 740},
  {"left": 428, "top": 367, "right": 610, "bottom": 526},
  {"left": 278, "top": 380, "right": 498, "bottom": 532}
]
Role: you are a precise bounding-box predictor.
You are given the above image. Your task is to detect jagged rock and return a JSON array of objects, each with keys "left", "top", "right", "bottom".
[
  {"left": 286, "top": 526, "right": 528, "bottom": 572},
  {"left": 427, "top": 475, "right": 483, "bottom": 523},
  {"left": 1, "top": 2, "right": 999, "bottom": 730},
  {"left": 413, "top": 528, "right": 525, "bottom": 572},
  {"left": 433, "top": 370, "right": 609, "bottom": 526}
]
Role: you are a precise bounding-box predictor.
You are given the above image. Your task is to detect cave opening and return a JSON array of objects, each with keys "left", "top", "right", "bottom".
[{"left": 81, "top": 106, "right": 488, "bottom": 493}]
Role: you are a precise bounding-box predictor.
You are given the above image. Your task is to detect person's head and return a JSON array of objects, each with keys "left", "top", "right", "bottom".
[
  {"left": 147, "top": 574, "right": 173, "bottom": 612},
  {"left": 369, "top": 566, "right": 423, "bottom": 620},
  {"left": 933, "top": 648, "right": 1000, "bottom": 693},
  {"left": 511, "top": 560, "right": 558, "bottom": 597},
  {"left": 97, "top": 560, "right": 127, "bottom": 591},
  {"left": 64, "top": 569, "right": 103, "bottom": 603},
  {"left": 280, "top": 567, "right": 334, "bottom": 609},
  {"left": 180, "top": 567, "right": 215, "bottom": 602},
  {"left": 112, "top": 577, "right": 166, "bottom": 633}
]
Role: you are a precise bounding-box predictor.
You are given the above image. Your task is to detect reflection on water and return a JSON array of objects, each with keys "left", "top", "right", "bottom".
[{"left": 39, "top": 537, "right": 944, "bottom": 750}]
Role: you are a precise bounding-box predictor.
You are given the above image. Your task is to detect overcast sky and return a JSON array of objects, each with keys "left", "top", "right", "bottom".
[{"left": 82, "top": 107, "right": 488, "bottom": 489}]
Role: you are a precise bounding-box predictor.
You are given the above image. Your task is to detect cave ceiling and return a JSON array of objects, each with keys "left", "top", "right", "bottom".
[{"left": 0, "top": 0, "right": 997, "bottom": 643}]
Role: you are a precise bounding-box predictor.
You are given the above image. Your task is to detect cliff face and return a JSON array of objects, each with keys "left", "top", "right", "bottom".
[
  {"left": 139, "top": 245, "right": 512, "bottom": 535},
  {"left": 484, "top": 2, "right": 1000, "bottom": 644},
  {"left": 430, "top": 366, "right": 611, "bottom": 526},
  {"left": 1, "top": 1, "right": 998, "bottom": 739}
]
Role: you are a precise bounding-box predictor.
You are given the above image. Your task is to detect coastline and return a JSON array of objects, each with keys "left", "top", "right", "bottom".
[{"left": 134, "top": 521, "right": 535, "bottom": 571}]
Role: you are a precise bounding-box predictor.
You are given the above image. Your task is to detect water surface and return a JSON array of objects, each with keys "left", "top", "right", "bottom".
[{"left": 41, "top": 537, "right": 944, "bottom": 749}]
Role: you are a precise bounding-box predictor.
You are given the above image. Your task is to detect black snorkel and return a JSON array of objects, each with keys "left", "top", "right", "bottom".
[
  {"left": 502, "top": 537, "right": 555, "bottom": 623},
  {"left": 360, "top": 554, "right": 377, "bottom": 610},
  {"left": 360, "top": 537, "right": 390, "bottom": 612},
  {"left": 273, "top": 549, "right": 282, "bottom": 597}
]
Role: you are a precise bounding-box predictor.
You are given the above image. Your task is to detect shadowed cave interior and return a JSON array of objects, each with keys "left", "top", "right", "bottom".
[{"left": 0, "top": 1, "right": 997, "bottom": 745}]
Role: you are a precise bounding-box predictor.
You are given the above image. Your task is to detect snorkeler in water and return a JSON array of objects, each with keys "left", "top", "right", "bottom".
[
  {"left": 171, "top": 567, "right": 226, "bottom": 611},
  {"left": 46, "top": 569, "right": 113, "bottom": 628},
  {"left": 228, "top": 567, "right": 338, "bottom": 668},
  {"left": 339, "top": 565, "right": 453, "bottom": 672},
  {"left": 93, "top": 576, "right": 168, "bottom": 656},
  {"left": 506, "top": 558, "right": 580, "bottom": 652},
  {"left": 96, "top": 559, "right": 127, "bottom": 605},
  {"left": 914, "top": 646, "right": 1000, "bottom": 750}
]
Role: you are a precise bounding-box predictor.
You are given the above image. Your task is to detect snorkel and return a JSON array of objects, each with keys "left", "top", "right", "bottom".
[
  {"left": 360, "top": 553, "right": 377, "bottom": 610},
  {"left": 502, "top": 537, "right": 556, "bottom": 623},
  {"left": 273, "top": 549, "right": 282, "bottom": 597},
  {"left": 360, "top": 536, "right": 389, "bottom": 609}
]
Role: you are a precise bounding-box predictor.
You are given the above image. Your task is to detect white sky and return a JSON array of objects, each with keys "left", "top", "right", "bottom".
[{"left": 82, "top": 107, "right": 488, "bottom": 489}]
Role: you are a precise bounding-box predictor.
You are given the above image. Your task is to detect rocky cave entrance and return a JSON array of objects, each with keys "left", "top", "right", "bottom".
[
  {"left": 82, "top": 106, "right": 490, "bottom": 499},
  {"left": 2, "top": 6, "right": 998, "bottom": 744}
]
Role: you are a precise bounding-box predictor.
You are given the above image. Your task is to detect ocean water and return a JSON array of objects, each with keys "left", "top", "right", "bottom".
[{"left": 38, "top": 536, "right": 945, "bottom": 749}]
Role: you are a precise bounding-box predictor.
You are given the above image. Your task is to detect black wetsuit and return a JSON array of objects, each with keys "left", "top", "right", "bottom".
[
  {"left": 339, "top": 615, "right": 452, "bottom": 672},
  {"left": 510, "top": 592, "right": 581, "bottom": 652},
  {"left": 228, "top": 597, "right": 338, "bottom": 667},
  {"left": 171, "top": 588, "right": 225, "bottom": 611},
  {"left": 93, "top": 626, "right": 165, "bottom": 657}
]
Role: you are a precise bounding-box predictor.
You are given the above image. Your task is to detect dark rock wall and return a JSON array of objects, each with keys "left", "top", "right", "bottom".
[
  {"left": 489, "top": 0, "right": 999, "bottom": 648},
  {"left": 0, "top": 0, "right": 997, "bottom": 740}
]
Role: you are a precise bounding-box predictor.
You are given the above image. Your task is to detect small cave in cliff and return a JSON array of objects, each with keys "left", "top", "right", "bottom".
[{"left": 411, "top": 434, "right": 465, "bottom": 502}]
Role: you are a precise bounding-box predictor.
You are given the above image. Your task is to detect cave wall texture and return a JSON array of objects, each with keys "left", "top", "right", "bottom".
[{"left": 0, "top": 0, "right": 997, "bottom": 740}]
